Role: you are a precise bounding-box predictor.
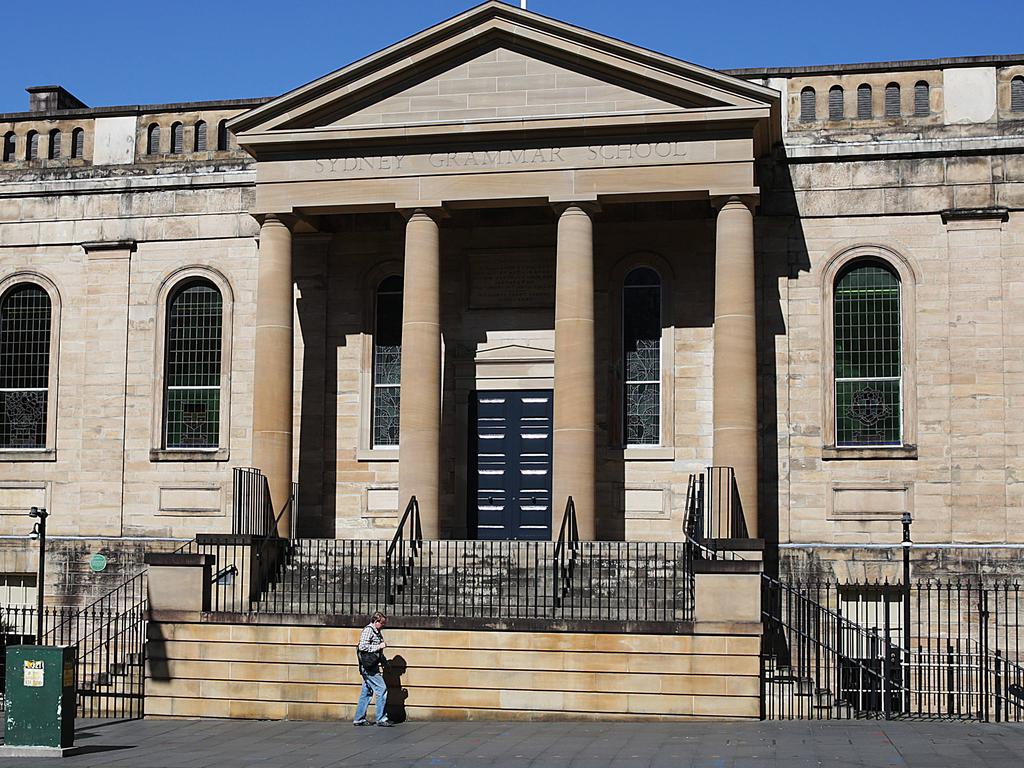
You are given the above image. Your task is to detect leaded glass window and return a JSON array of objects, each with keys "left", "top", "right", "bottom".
[
  {"left": 164, "top": 281, "right": 222, "bottom": 449},
  {"left": 372, "top": 276, "right": 402, "bottom": 447},
  {"left": 834, "top": 262, "right": 901, "bottom": 446},
  {"left": 623, "top": 267, "right": 661, "bottom": 445},
  {"left": 0, "top": 285, "right": 52, "bottom": 449}
]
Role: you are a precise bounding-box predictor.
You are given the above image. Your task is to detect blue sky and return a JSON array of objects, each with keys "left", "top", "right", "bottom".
[{"left": 2, "top": 0, "right": 1022, "bottom": 113}]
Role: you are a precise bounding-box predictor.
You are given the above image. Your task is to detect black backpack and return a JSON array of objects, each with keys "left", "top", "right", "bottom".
[{"left": 357, "top": 627, "right": 385, "bottom": 674}]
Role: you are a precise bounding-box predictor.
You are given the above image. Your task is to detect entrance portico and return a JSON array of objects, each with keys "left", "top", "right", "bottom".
[{"left": 233, "top": 1, "right": 779, "bottom": 540}]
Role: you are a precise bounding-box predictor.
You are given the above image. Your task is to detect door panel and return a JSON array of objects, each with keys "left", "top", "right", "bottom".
[{"left": 471, "top": 390, "right": 552, "bottom": 540}]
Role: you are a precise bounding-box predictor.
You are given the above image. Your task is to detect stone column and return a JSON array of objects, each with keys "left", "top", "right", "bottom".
[
  {"left": 712, "top": 196, "right": 759, "bottom": 538},
  {"left": 251, "top": 215, "right": 294, "bottom": 538},
  {"left": 398, "top": 209, "right": 442, "bottom": 538},
  {"left": 552, "top": 204, "right": 597, "bottom": 539}
]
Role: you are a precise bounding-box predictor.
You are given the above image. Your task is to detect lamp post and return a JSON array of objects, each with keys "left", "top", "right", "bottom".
[
  {"left": 29, "top": 506, "right": 48, "bottom": 643},
  {"left": 901, "top": 511, "right": 912, "bottom": 713}
]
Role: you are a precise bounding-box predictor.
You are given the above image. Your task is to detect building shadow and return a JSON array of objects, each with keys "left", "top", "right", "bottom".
[
  {"left": 756, "top": 148, "right": 811, "bottom": 580},
  {"left": 382, "top": 654, "right": 409, "bottom": 723}
]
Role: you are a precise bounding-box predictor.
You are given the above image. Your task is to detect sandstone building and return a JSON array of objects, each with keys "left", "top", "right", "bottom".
[{"left": 1, "top": 0, "right": 1023, "bottom": 611}]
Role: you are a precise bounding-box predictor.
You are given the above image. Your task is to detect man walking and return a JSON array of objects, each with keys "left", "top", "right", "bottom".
[{"left": 353, "top": 611, "right": 394, "bottom": 727}]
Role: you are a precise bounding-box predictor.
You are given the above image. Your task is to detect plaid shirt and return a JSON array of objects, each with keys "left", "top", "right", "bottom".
[{"left": 358, "top": 624, "right": 385, "bottom": 653}]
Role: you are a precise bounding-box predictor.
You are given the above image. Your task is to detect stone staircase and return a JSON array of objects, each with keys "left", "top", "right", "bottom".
[{"left": 252, "top": 539, "right": 692, "bottom": 622}]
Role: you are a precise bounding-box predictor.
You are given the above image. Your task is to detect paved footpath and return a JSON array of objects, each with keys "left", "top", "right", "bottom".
[{"left": 2, "top": 718, "right": 1024, "bottom": 768}]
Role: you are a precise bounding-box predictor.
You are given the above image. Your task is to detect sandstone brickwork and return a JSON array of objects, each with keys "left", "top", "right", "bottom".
[{"left": 0, "top": 4, "right": 1022, "bottom": 604}]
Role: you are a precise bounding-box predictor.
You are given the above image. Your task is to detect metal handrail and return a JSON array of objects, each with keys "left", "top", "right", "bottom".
[
  {"left": 385, "top": 496, "right": 421, "bottom": 603},
  {"left": 552, "top": 496, "right": 579, "bottom": 606},
  {"left": 41, "top": 569, "right": 146, "bottom": 643}
]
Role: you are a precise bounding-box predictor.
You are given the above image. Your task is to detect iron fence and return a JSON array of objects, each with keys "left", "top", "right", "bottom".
[
  {"left": 762, "top": 575, "right": 1024, "bottom": 722},
  {"left": 684, "top": 467, "right": 752, "bottom": 561},
  {"left": 232, "top": 467, "right": 271, "bottom": 536},
  {"left": 252, "top": 537, "right": 692, "bottom": 622},
  {"left": 0, "top": 571, "right": 146, "bottom": 719}
]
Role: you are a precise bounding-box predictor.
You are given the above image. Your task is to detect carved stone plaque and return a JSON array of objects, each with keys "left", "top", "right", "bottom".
[{"left": 469, "top": 251, "right": 555, "bottom": 309}]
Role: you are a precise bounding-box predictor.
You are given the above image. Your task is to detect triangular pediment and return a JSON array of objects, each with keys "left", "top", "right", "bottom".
[
  {"left": 329, "top": 45, "right": 689, "bottom": 128},
  {"left": 231, "top": 1, "right": 779, "bottom": 142}
]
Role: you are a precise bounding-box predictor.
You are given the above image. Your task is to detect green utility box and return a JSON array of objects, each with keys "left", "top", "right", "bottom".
[{"left": 3, "top": 645, "right": 76, "bottom": 748}]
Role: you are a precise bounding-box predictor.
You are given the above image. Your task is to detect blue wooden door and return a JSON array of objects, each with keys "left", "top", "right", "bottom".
[{"left": 471, "top": 390, "right": 553, "bottom": 540}]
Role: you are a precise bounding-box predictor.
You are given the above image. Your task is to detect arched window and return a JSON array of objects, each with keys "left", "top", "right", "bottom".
[
  {"left": 147, "top": 124, "right": 161, "bottom": 155},
  {"left": 834, "top": 261, "right": 901, "bottom": 446},
  {"left": 372, "top": 276, "right": 403, "bottom": 447},
  {"left": 857, "top": 84, "right": 873, "bottom": 119},
  {"left": 194, "top": 120, "right": 207, "bottom": 152},
  {"left": 885, "top": 83, "right": 901, "bottom": 117},
  {"left": 217, "top": 119, "right": 229, "bottom": 151},
  {"left": 828, "top": 85, "right": 844, "bottom": 120},
  {"left": 26, "top": 131, "right": 39, "bottom": 160},
  {"left": 1010, "top": 76, "right": 1024, "bottom": 112},
  {"left": 914, "top": 81, "right": 930, "bottom": 115},
  {"left": 71, "top": 127, "right": 84, "bottom": 159},
  {"left": 0, "top": 284, "right": 52, "bottom": 449},
  {"left": 48, "top": 129, "right": 61, "bottom": 159},
  {"left": 623, "top": 267, "right": 661, "bottom": 445},
  {"left": 170, "top": 122, "right": 184, "bottom": 154},
  {"left": 2, "top": 132, "right": 14, "bottom": 162},
  {"left": 800, "top": 87, "right": 816, "bottom": 122},
  {"left": 163, "top": 280, "right": 223, "bottom": 449}
]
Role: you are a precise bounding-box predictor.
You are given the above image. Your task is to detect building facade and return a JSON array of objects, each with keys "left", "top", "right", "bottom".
[{"left": 1, "top": 1, "right": 1024, "bottom": 605}]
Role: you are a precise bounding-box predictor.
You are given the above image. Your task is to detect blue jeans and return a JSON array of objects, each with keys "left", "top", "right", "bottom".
[{"left": 354, "top": 670, "right": 388, "bottom": 722}]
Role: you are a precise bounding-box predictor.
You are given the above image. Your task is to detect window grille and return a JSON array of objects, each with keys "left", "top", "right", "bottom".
[
  {"left": 170, "top": 122, "right": 184, "bottom": 154},
  {"left": 1012, "top": 77, "right": 1024, "bottom": 112},
  {"left": 27, "top": 131, "right": 39, "bottom": 160},
  {"left": 885, "top": 83, "right": 901, "bottom": 117},
  {"left": 623, "top": 267, "right": 661, "bottom": 445},
  {"left": 71, "top": 127, "right": 84, "bottom": 159},
  {"left": 799, "top": 87, "right": 816, "bottom": 122},
  {"left": 857, "top": 84, "right": 873, "bottom": 119},
  {"left": 0, "top": 284, "right": 52, "bottom": 449},
  {"left": 2, "top": 132, "right": 14, "bottom": 162},
  {"left": 217, "top": 119, "right": 229, "bottom": 150},
  {"left": 194, "top": 121, "right": 207, "bottom": 152},
  {"left": 372, "top": 276, "right": 402, "bottom": 447},
  {"left": 163, "top": 281, "right": 222, "bottom": 449},
  {"left": 147, "top": 124, "right": 160, "bottom": 155},
  {"left": 834, "top": 262, "right": 901, "bottom": 447},
  {"left": 914, "top": 81, "right": 930, "bottom": 115},
  {"left": 828, "top": 86, "right": 844, "bottom": 120},
  {"left": 49, "top": 129, "right": 61, "bottom": 160}
]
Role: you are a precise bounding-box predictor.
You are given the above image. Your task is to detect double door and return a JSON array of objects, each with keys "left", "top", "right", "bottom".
[{"left": 470, "top": 390, "right": 552, "bottom": 540}]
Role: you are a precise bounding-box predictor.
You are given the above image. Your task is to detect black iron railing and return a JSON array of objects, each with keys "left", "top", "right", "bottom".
[
  {"left": 703, "top": 466, "right": 747, "bottom": 539},
  {"left": 553, "top": 496, "right": 579, "bottom": 606},
  {"left": 762, "top": 576, "right": 1024, "bottom": 722},
  {"left": 252, "top": 537, "right": 692, "bottom": 622},
  {"left": 232, "top": 467, "right": 271, "bottom": 536},
  {"left": 0, "top": 571, "right": 146, "bottom": 719},
  {"left": 684, "top": 467, "right": 754, "bottom": 560},
  {"left": 385, "top": 496, "right": 422, "bottom": 604}
]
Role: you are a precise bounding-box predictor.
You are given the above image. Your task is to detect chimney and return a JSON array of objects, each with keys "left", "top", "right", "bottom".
[{"left": 26, "top": 85, "right": 87, "bottom": 113}]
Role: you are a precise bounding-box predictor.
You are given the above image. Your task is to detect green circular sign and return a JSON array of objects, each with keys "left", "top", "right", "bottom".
[{"left": 89, "top": 553, "right": 107, "bottom": 572}]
